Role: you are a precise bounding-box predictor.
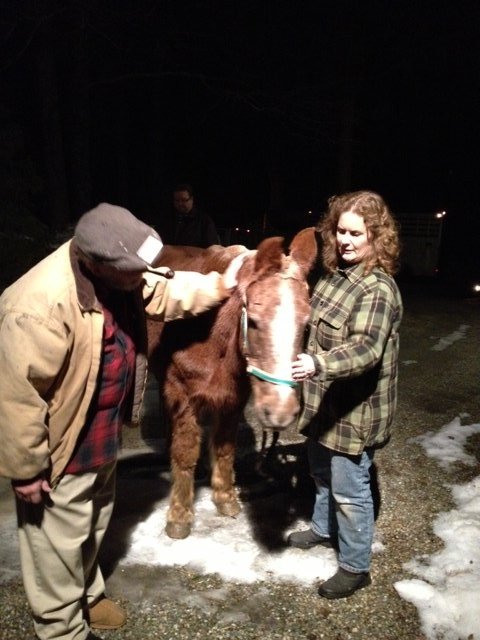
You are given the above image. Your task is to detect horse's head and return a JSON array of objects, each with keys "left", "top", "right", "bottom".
[{"left": 235, "top": 227, "right": 318, "bottom": 430}]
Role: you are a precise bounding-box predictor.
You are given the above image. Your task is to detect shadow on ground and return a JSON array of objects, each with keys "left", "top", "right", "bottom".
[{"left": 101, "top": 420, "right": 382, "bottom": 579}]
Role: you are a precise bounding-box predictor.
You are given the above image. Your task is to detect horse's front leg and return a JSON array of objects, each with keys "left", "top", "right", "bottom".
[
  {"left": 210, "top": 412, "right": 241, "bottom": 517},
  {"left": 166, "top": 404, "right": 201, "bottom": 539}
]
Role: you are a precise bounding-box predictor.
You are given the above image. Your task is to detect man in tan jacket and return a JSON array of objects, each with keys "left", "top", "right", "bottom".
[{"left": 0, "top": 203, "right": 246, "bottom": 640}]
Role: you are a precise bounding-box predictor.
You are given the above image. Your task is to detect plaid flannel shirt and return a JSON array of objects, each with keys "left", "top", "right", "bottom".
[
  {"left": 298, "top": 263, "right": 403, "bottom": 454},
  {"left": 65, "top": 305, "right": 135, "bottom": 474}
]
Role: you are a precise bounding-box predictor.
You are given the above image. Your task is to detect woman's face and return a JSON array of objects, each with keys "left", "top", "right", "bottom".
[{"left": 336, "top": 211, "right": 371, "bottom": 265}]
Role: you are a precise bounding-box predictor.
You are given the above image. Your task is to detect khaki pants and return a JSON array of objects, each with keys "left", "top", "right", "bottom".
[{"left": 16, "top": 461, "right": 116, "bottom": 640}]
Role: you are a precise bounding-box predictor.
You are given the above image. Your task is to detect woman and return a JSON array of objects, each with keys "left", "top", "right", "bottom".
[{"left": 290, "top": 190, "right": 403, "bottom": 599}]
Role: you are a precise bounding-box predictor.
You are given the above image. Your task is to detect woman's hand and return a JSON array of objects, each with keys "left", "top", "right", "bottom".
[{"left": 291, "top": 353, "right": 317, "bottom": 381}]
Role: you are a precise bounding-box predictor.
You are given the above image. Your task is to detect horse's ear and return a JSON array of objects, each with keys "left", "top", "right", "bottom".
[
  {"left": 254, "top": 236, "right": 284, "bottom": 275},
  {"left": 288, "top": 227, "right": 318, "bottom": 275}
]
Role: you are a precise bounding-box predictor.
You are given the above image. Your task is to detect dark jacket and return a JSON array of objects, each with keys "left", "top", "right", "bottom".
[{"left": 161, "top": 207, "right": 220, "bottom": 248}]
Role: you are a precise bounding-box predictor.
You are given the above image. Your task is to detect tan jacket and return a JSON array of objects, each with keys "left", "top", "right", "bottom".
[{"left": 0, "top": 240, "right": 229, "bottom": 485}]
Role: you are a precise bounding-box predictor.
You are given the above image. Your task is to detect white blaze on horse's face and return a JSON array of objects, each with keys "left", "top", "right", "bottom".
[
  {"left": 271, "top": 278, "right": 297, "bottom": 394},
  {"left": 246, "top": 269, "right": 310, "bottom": 429}
]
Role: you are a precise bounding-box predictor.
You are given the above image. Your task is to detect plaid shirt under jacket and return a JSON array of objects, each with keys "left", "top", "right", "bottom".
[
  {"left": 298, "top": 263, "right": 403, "bottom": 455},
  {"left": 65, "top": 304, "right": 135, "bottom": 474}
]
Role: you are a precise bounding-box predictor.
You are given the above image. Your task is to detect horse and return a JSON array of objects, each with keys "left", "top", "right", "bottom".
[{"left": 147, "top": 227, "right": 318, "bottom": 539}]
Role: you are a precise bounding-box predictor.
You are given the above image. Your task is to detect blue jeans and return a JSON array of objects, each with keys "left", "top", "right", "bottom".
[{"left": 307, "top": 439, "right": 375, "bottom": 574}]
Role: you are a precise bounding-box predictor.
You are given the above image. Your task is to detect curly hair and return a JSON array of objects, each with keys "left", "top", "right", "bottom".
[{"left": 318, "top": 190, "right": 401, "bottom": 276}]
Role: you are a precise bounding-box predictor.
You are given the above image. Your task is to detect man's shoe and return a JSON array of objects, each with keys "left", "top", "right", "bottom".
[
  {"left": 317, "top": 567, "right": 371, "bottom": 599},
  {"left": 89, "top": 597, "right": 126, "bottom": 630},
  {"left": 287, "top": 529, "right": 335, "bottom": 550}
]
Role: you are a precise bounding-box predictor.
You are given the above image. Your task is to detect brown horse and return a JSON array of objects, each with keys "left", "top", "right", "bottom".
[{"left": 147, "top": 228, "right": 317, "bottom": 539}]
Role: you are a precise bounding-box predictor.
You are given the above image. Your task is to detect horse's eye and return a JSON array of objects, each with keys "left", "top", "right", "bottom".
[{"left": 247, "top": 317, "right": 258, "bottom": 330}]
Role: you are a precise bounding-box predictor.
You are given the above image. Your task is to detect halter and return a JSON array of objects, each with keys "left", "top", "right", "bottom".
[{"left": 240, "top": 305, "right": 299, "bottom": 388}]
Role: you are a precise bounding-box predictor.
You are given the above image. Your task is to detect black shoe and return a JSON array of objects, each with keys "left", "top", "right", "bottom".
[
  {"left": 287, "top": 529, "right": 334, "bottom": 550},
  {"left": 317, "top": 568, "right": 371, "bottom": 599}
]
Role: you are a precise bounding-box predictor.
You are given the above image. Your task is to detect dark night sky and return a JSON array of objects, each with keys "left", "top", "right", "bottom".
[{"left": 1, "top": 0, "right": 479, "bottom": 263}]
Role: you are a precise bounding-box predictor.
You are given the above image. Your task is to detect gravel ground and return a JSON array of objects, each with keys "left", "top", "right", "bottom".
[{"left": 1, "top": 284, "right": 479, "bottom": 640}]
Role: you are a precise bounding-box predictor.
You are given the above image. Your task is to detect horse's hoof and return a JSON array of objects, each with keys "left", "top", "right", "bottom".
[
  {"left": 165, "top": 521, "right": 192, "bottom": 539},
  {"left": 216, "top": 501, "right": 241, "bottom": 517}
]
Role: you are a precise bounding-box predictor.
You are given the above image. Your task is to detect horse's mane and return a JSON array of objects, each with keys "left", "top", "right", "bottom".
[
  {"left": 154, "top": 244, "right": 248, "bottom": 275},
  {"left": 147, "top": 244, "right": 249, "bottom": 365}
]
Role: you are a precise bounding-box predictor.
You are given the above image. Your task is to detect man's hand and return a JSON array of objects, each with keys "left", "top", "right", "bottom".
[
  {"left": 222, "top": 250, "right": 254, "bottom": 290},
  {"left": 291, "top": 353, "right": 317, "bottom": 381},
  {"left": 12, "top": 474, "right": 52, "bottom": 504}
]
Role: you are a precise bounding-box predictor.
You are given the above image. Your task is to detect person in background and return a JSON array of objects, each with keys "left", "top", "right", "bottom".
[
  {"left": 0, "top": 203, "right": 245, "bottom": 640},
  {"left": 161, "top": 183, "right": 220, "bottom": 248},
  {"left": 289, "top": 190, "right": 403, "bottom": 599}
]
